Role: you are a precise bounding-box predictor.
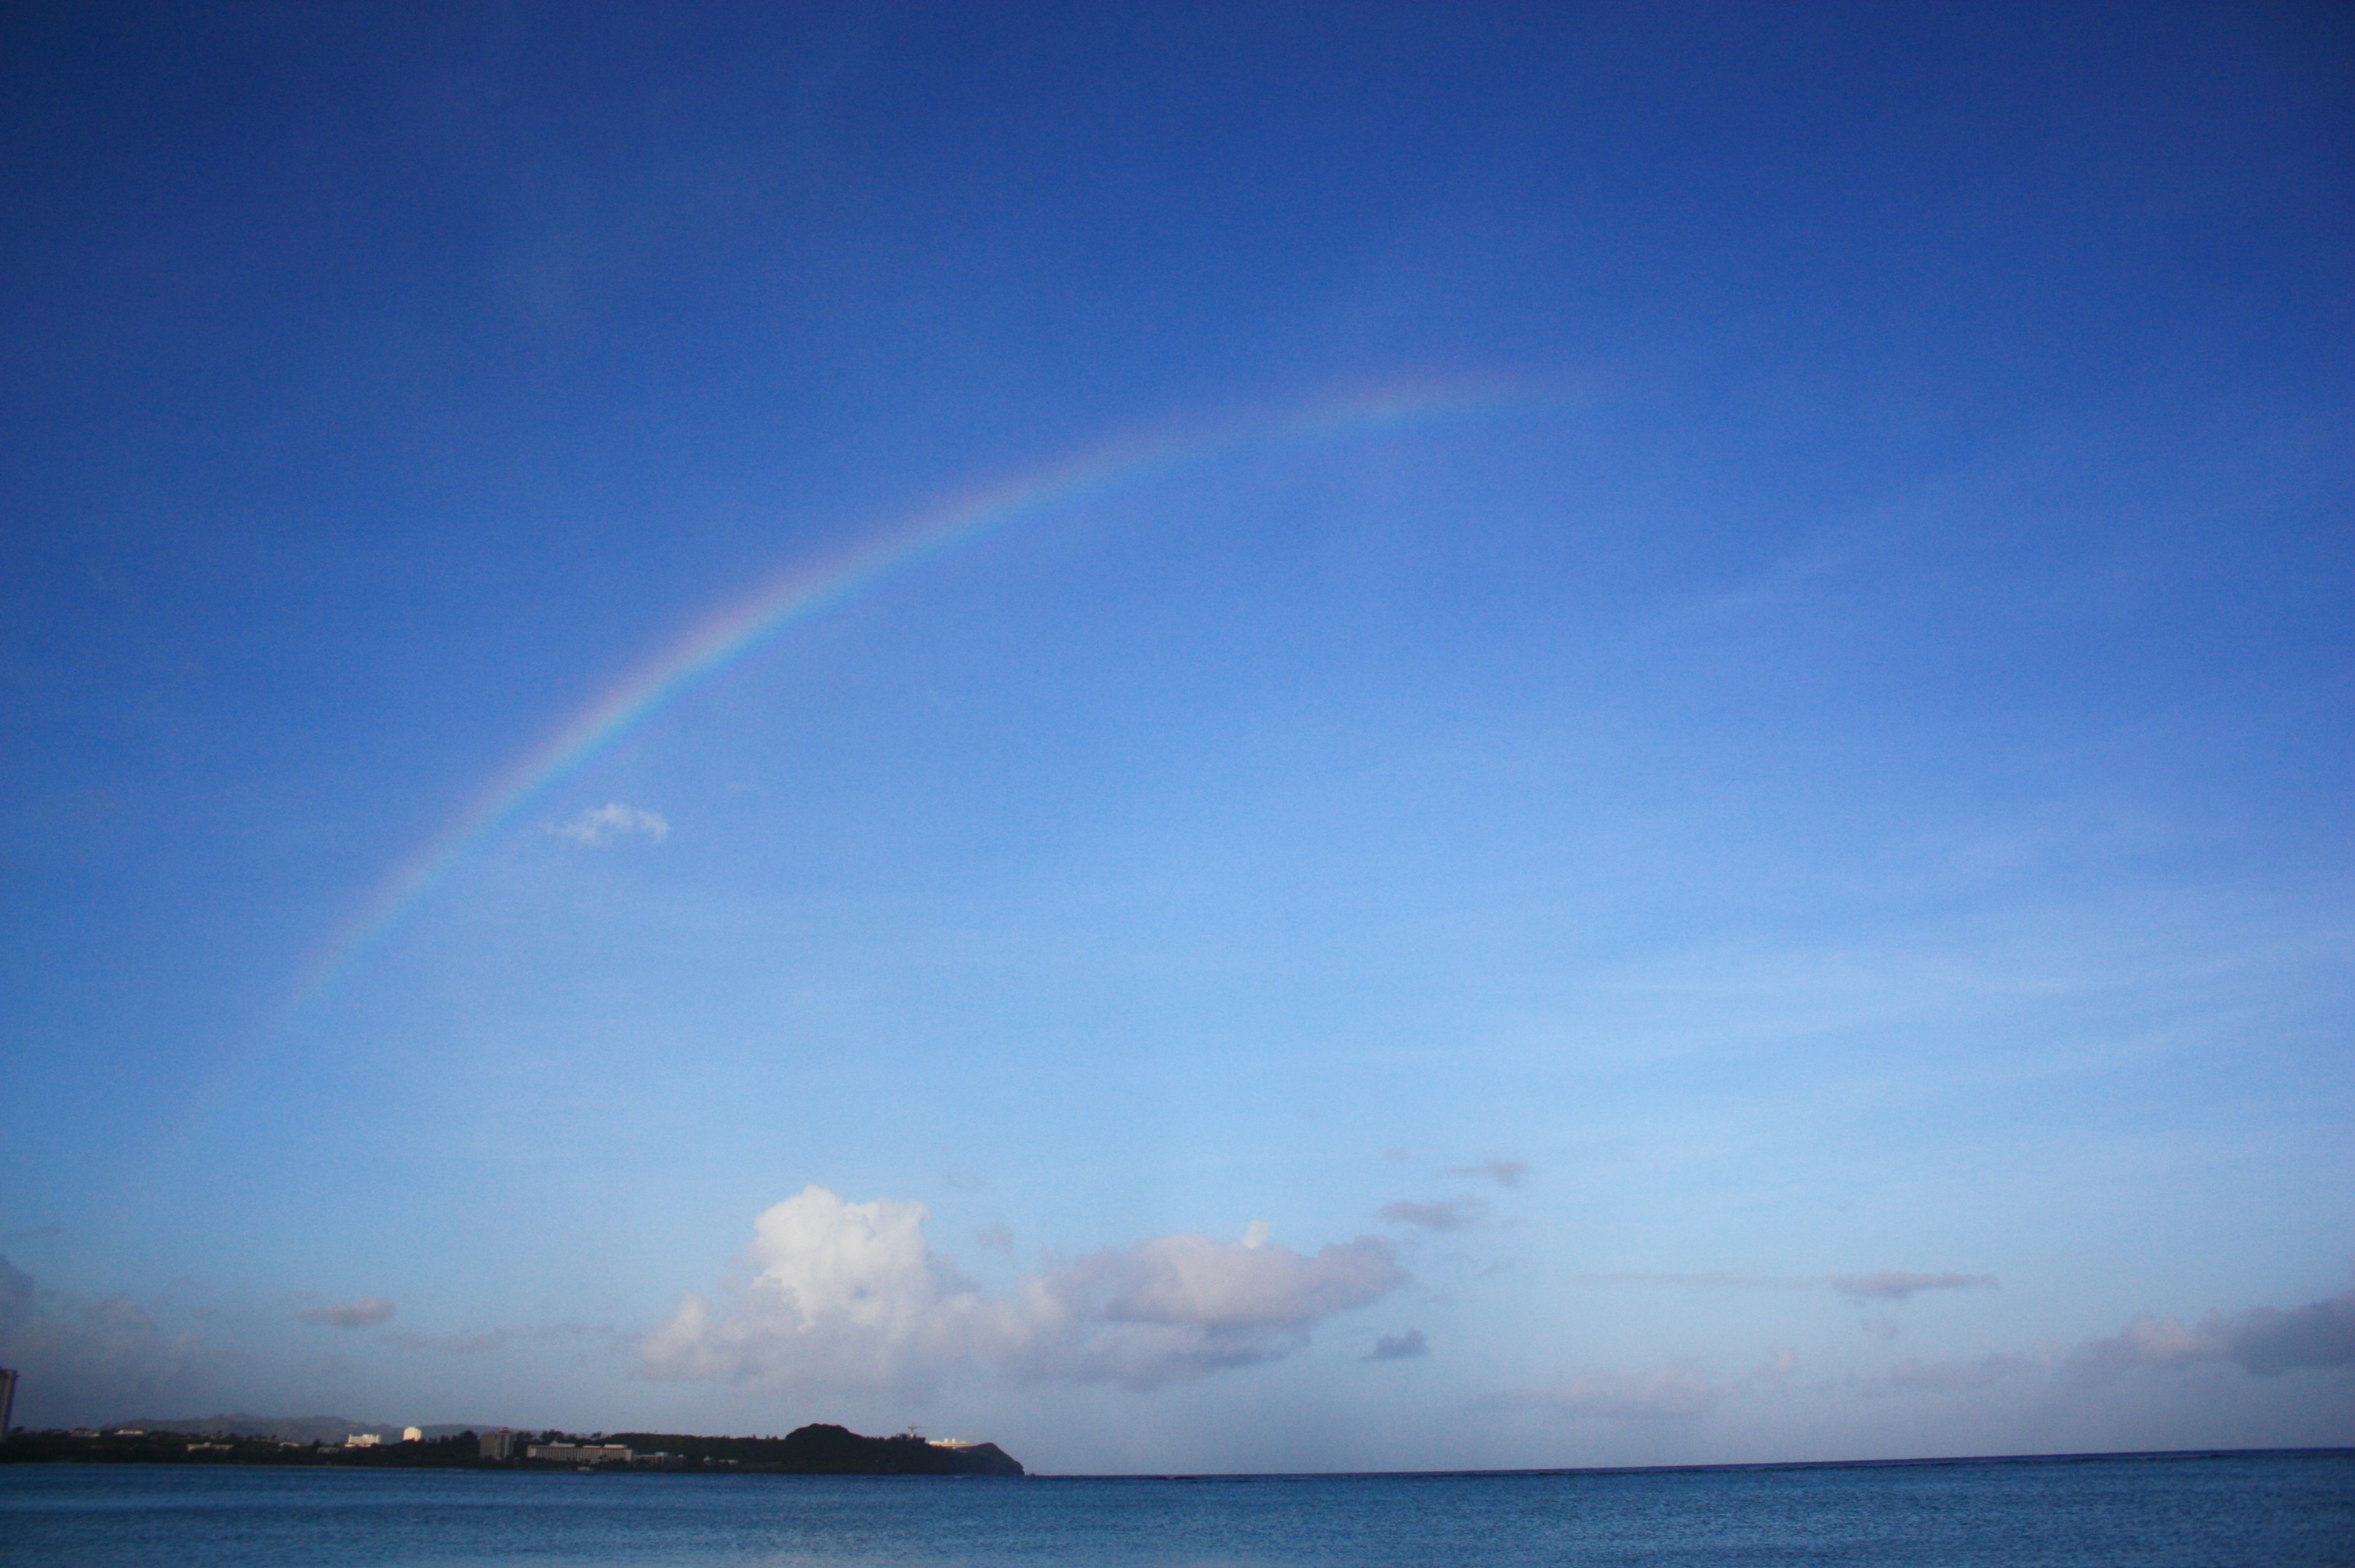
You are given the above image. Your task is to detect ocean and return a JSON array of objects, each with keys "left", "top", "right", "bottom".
[{"left": 2, "top": 1449, "right": 2348, "bottom": 1566}]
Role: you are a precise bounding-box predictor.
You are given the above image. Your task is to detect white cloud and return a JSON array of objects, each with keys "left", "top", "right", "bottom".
[
  {"left": 1500, "top": 1360, "right": 1724, "bottom": 1421},
  {"left": 548, "top": 802, "right": 670, "bottom": 847},
  {"left": 640, "top": 1187, "right": 1406, "bottom": 1395},
  {"left": 296, "top": 1297, "right": 395, "bottom": 1328}
]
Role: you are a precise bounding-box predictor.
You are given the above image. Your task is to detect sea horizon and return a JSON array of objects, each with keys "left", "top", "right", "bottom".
[
  {"left": 8, "top": 1445, "right": 2349, "bottom": 1566},
  {"left": 1043, "top": 1442, "right": 2355, "bottom": 1482}
]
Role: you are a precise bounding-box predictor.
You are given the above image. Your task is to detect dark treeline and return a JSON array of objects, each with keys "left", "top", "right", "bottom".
[
  {"left": 0, "top": 1431, "right": 482, "bottom": 1467},
  {"left": 0, "top": 1423, "right": 1024, "bottom": 1475},
  {"left": 605, "top": 1425, "right": 1024, "bottom": 1476}
]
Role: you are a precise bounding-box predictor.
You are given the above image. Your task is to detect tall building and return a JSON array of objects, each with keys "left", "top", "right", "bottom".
[{"left": 0, "top": 1367, "right": 15, "bottom": 1435}]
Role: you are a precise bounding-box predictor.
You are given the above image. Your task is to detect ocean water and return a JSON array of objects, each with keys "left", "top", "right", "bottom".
[{"left": 1, "top": 1450, "right": 2349, "bottom": 1567}]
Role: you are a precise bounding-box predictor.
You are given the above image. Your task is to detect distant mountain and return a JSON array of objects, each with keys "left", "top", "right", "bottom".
[{"left": 110, "top": 1415, "right": 491, "bottom": 1445}]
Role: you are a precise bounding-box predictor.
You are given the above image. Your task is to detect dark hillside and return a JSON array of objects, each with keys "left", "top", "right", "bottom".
[{"left": 605, "top": 1425, "right": 1024, "bottom": 1475}]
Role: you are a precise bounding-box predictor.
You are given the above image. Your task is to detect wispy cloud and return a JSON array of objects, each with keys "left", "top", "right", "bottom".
[
  {"left": 1440, "top": 1160, "right": 1529, "bottom": 1188},
  {"left": 641, "top": 1187, "right": 1407, "bottom": 1394},
  {"left": 296, "top": 1297, "right": 396, "bottom": 1328},
  {"left": 381, "top": 1327, "right": 507, "bottom": 1353},
  {"left": 1379, "top": 1198, "right": 1487, "bottom": 1231},
  {"left": 1590, "top": 1270, "right": 1812, "bottom": 1291},
  {"left": 547, "top": 802, "right": 670, "bottom": 847},
  {"left": 1880, "top": 1352, "right": 2038, "bottom": 1393},
  {"left": 380, "top": 1321, "right": 613, "bottom": 1355},
  {"left": 1493, "top": 1361, "right": 1723, "bottom": 1421},
  {"left": 1367, "top": 1328, "right": 1429, "bottom": 1361},
  {"left": 1588, "top": 1269, "right": 1995, "bottom": 1302},
  {"left": 1830, "top": 1271, "right": 1997, "bottom": 1302}
]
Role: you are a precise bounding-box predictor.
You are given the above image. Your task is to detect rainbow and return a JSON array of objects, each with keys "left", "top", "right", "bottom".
[{"left": 283, "top": 378, "right": 1527, "bottom": 1020}]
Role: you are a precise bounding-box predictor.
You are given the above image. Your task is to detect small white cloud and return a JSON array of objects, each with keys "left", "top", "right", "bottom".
[
  {"left": 548, "top": 802, "right": 670, "bottom": 847},
  {"left": 297, "top": 1297, "right": 396, "bottom": 1329},
  {"left": 1368, "top": 1328, "right": 1429, "bottom": 1361},
  {"left": 640, "top": 1188, "right": 1406, "bottom": 1396}
]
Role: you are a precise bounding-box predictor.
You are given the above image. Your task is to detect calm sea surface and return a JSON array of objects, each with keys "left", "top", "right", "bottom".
[{"left": 2, "top": 1450, "right": 2349, "bottom": 1567}]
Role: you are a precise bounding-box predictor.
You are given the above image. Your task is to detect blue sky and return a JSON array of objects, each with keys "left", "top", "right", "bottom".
[{"left": 2, "top": 1, "right": 2349, "bottom": 1470}]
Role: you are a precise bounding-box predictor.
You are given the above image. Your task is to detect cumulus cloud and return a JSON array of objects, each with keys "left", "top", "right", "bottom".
[
  {"left": 2073, "top": 1287, "right": 2355, "bottom": 1379},
  {"left": 1379, "top": 1198, "right": 1486, "bottom": 1231},
  {"left": 1368, "top": 1328, "right": 1429, "bottom": 1361},
  {"left": 1441, "top": 1160, "right": 1529, "bottom": 1188},
  {"left": 548, "top": 802, "right": 670, "bottom": 846},
  {"left": 1845, "top": 1285, "right": 2355, "bottom": 1401},
  {"left": 640, "top": 1187, "right": 1407, "bottom": 1395},
  {"left": 296, "top": 1298, "right": 396, "bottom": 1328},
  {"left": 0, "top": 1254, "right": 202, "bottom": 1421},
  {"left": 1499, "top": 1361, "right": 1723, "bottom": 1420}
]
